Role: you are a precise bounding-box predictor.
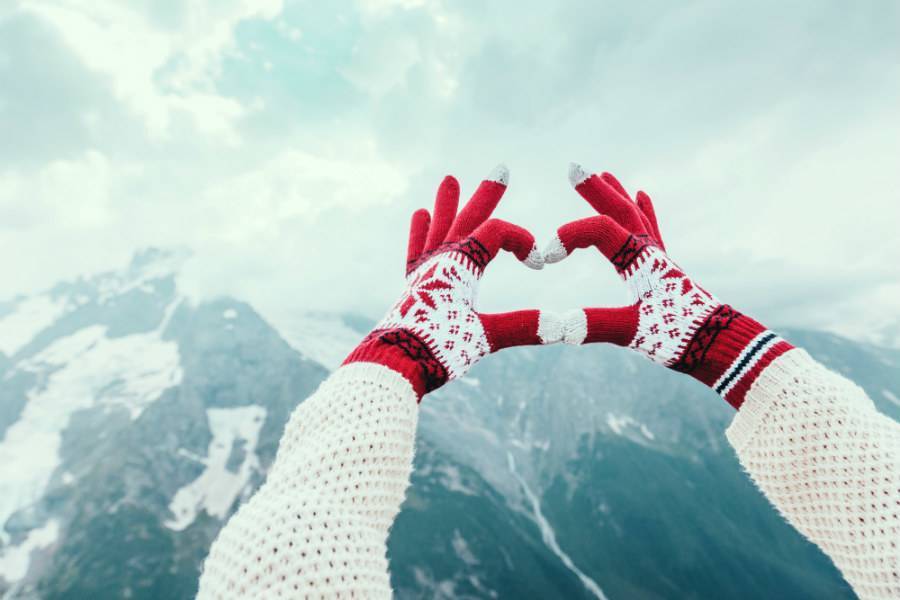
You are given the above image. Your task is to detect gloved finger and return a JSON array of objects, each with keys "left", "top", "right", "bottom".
[
  {"left": 446, "top": 164, "right": 509, "bottom": 241},
  {"left": 479, "top": 309, "right": 565, "bottom": 351},
  {"left": 562, "top": 306, "right": 639, "bottom": 347},
  {"left": 423, "top": 175, "right": 460, "bottom": 252},
  {"left": 602, "top": 172, "right": 655, "bottom": 236},
  {"left": 602, "top": 170, "right": 657, "bottom": 236},
  {"left": 469, "top": 218, "right": 543, "bottom": 269},
  {"left": 543, "top": 215, "right": 632, "bottom": 267},
  {"left": 406, "top": 208, "right": 431, "bottom": 271},
  {"left": 600, "top": 171, "right": 632, "bottom": 200},
  {"left": 568, "top": 163, "right": 648, "bottom": 234},
  {"left": 636, "top": 190, "right": 665, "bottom": 249}
]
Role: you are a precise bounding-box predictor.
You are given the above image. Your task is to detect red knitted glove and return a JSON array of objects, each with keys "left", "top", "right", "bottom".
[
  {"left": 545, "top": 164, "right": 794, "bottom": 410},
  {"left": 345, "top": 165, "right": 562, "bottom": 400}
]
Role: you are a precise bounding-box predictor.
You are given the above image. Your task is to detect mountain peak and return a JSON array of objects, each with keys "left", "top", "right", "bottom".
[
  {"left": 124, "top": 246, "right": 191, "bottom": 283},
  {"left": 71, "top": 247, "right": 191, "bottom": 307},
  {"left": 129, "top": 246, "right": 189, "bottom": 269}
]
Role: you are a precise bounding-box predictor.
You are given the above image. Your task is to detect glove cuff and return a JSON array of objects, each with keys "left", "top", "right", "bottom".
[
  {"left": 670, "top": 305, "right": 794, "bottom": 409},
  {"left": 343, "top": 328, "right": 449, "bottom": 401}
]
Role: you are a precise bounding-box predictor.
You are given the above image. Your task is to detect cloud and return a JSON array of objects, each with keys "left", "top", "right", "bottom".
[
  {"left": 0, "top": 150, "right": 115, "bottom": 230},
  {"left": 0, "top": 0, "right": 897, "bottom": 343},
  {"left": 20, "top": 0, "right": 284, "bottom": 142}
]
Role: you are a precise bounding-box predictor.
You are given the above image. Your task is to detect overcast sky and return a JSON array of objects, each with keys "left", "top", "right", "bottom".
[{"left": 1, "top": 0, "right": 898, "bottom": 343}]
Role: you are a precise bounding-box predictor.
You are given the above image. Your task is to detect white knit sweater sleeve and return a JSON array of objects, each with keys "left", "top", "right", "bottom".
[
  {"left": 726, "top": 348, "right": 900, "bottom": 599},
  {"left": 196, "top": 362, "right": 418, "bottom": 599}
]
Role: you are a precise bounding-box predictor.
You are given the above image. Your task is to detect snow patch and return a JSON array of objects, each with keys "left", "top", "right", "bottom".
[
  {"left": 607, "top": 413, "right": 655, "bottom": 440},
  {"left": 0, "top": 325, "right": 182, "bottom": 546},
  {"left": 95, "top": 249, "right": 188, "bottom": 304},
  {"left": 451, "top": 529, "right": 479, "bottom": 566},
  {"left": 509, "top": 439, "right": 528, "bottom": 450},
  {"left": 264, "top": 311, "right": 362, "bottom": 369},
  {"left": 606, "top": 413, "right": 629, "bottom": 435},
  {"left": 165, "top": 405, "right": 266, "bottom": 531},
  {"left": 157, "top": 298, "right": 182, "bottom": 334},
  {"left": 435, "top": 464, "right": 478, "bottom": 496},
  {"left": 412, "top": 567, "right": 457, "bottom": 598},
  {"left": 0, "top": 519, "right": 59, "bottom": 583},
  {"left": 0, "top": 295, "right": 69, "bottom": 357},
  {"left": 507, "top": 452, "right": 609, "bottom": 600}
]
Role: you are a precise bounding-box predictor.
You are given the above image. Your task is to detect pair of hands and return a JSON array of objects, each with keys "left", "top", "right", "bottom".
[{"left": 345, "top": 163, "right": 789, "bottom": 408}]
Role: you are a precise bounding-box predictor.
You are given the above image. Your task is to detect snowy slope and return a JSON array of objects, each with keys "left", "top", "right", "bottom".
[
  {"left": 263, "top": 309, "right": 365, "bottom": 369},
  {"left": 0, "top": 250, "right": 327, "bottom": 598},
  {"left": 165, "top": 405, "right": 266, "bottom": 532},
  {"left": 1, "top": 249, "right": 898, "bottom": 599}
]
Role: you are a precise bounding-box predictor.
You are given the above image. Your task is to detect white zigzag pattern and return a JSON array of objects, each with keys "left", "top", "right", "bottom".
[
  {"left": 376, "top": 251, "right": 489, "bottom": 379},
  {"left": 624, "top": 245, "right": 719, "bottom": 366}
]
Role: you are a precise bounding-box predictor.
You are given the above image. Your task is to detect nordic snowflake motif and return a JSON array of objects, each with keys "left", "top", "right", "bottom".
[
  {"left": 625, "top": 245, "right": 719, "bottom": 366},
  {"left": 377, "top": 251, "right": 489, "bottom": 378}
]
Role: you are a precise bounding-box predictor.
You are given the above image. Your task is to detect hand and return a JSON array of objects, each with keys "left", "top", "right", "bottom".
[
  {"left": 345, "top": 165, "right": 562, "bottom": 399},
  {"left": 545, "top": 163, "right": 793, "bottom": 409}
]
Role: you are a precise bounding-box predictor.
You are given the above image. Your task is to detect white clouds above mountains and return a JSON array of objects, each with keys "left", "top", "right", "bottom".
[
  {"left": 22, "top": 0, "right": 283, "bottom": 140},
  {"left": 0, "top": 0, "right": 897, "bottom": 340}
]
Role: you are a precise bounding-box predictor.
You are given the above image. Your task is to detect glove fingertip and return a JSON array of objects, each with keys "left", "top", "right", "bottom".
[
  {"left": 523, "top": 245, "right": 544, "bottom": 270},
  {"left": 562, "top": 309, "right": 588, "bottom": 345},
  {"left": 537, "top": 311, "right": 564, "bottom": 345},
  {"left": 568, "top": 162, "right": 590, "bottom": 188},
  {"left": 542, "top": 234, "right": 569, "bottom": 264},
  {"left": 487, "top": 163, "right": 510, "bottom": 186}
]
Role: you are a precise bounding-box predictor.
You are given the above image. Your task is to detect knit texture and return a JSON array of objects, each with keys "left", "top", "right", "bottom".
[
  {"left": 548, "top": 166, "right": 793, "bottom": 408},
  {"left": 196, "top": 363, "right": 418, "bottom": 599},
  {"left": 196, "top": 348, "right": 900, "bottom": 599},
  {"left": 728, "top": 349, "right": 900, "bottom": 599},
  {"left": 345, "top": 167, "right": 558, "bottom": 400}
]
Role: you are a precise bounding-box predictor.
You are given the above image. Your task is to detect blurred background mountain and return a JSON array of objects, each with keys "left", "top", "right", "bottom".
[{"left": 1, "top": 250, "right": 898, "bottom": 599}]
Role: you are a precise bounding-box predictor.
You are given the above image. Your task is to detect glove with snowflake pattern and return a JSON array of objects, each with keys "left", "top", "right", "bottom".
[
  {"left": 544, "top": 164, "right": 794, "bottom": 409},
  {"left": 345, "top": 165, "right": 563, "bottom": 400}
]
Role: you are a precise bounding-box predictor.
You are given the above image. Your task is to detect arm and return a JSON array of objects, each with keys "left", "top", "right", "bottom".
[
  {"left": 196, "top": 364, "right": 418, "bottom": 598},
  {"left": 197, "top": 166, "right": 559, "bottom": 598},
  {"left": 548, "top": 164, "right": 900, "bottom": 599},
  {"left": 726, "top": 350, "right": 900, "bottom": 600}
]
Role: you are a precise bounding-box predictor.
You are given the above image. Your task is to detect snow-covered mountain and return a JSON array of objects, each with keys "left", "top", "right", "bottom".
[{"left": 1, "top": 250, "right": 898, "bottom": 599}]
